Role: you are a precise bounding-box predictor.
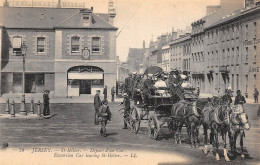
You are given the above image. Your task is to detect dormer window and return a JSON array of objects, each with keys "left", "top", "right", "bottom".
[{"left": 82, "top": 14, "right": 90, "bottom": 26}]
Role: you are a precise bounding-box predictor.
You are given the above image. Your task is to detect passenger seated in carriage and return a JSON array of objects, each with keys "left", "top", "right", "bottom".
[{"left": 154, "top": 75, "right": 168, "bottom": 96}]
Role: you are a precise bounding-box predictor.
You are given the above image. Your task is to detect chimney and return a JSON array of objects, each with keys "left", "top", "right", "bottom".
[
  {"left": 143, "top": 40, "right": 145, "bottom": 49},
  {"left": 57, "top": 0, "right": 61, "bottom": 8},
  {"left": 108, "top": 0, "right": 116, "bottom": 25},
  {"left": 206, "top": 6, "right": 220, "bottom": 15},
  {"left": 3, "top": 0, "right": 9, "bottom": 7}
]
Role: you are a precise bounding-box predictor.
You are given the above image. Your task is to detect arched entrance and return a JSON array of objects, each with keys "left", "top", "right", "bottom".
[{"left": 67, "top": 66, "right": 104, "bottom": 96}]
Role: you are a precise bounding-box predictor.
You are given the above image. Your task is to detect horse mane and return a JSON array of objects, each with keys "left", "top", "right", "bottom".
[{"left": 196, "top": 98, "right": 210, "bottom": 111}]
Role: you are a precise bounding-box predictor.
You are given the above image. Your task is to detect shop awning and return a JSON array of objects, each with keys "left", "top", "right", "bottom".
[{"left": 68, "top": 72, "right": 103, "bottom": 80}]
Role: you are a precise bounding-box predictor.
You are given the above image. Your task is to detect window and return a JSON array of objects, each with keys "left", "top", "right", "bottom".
[
  {"left": 245, "top": 24, "right": 248, "bottom": 40},
  {"left": 92, "top": 37, "right": 101, "bottom": 53},
  {"left": 35, "top": 74, "right": 44, "bottom": 85},
  {"left": 254, "top": 22, "right": 257, "bottom": 37},
  {"left": 245, "top": 47, "right": 248, "bottom": 63},
  {"left": 82, "top": 14, "right": 90, "bottom": 26},
  {"left": 13, "top": 73, "right": 22, "bottom": 85},
  {"left": 37, "top": 37, "right": 45, "bottom": 53},
  {"left": 254, "top": 46, "right": 257, "bottom": 62},
  {"left": 13, "top": 36, "right": 22, "bottom": 53},
  {"left": 71, "top": 36, "right": 80, "bottom": 53}
]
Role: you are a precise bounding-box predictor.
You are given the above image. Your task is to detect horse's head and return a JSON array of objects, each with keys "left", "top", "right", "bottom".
[{"left": 238, "top": 113, "right": 250, "bottom": 130}]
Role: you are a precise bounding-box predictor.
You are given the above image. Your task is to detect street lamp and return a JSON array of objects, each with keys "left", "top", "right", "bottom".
[{"left": 20, "top": 42, "right": 27, "bottom": 116}]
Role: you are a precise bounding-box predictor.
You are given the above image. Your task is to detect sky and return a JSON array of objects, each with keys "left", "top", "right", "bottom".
[{"left": 0, "top": 0, "right": 220, "bottom": 61}]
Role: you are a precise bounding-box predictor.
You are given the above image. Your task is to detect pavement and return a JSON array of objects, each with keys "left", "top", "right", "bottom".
[
  {"left": 0, "top": 93, "right": 258, "bottom": 105},
  {"left": 0, "top": 102, "right": 259, "bottom": 165}
]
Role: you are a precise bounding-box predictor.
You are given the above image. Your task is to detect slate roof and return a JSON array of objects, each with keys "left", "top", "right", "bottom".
[
  {"left": 206, "top": 5, "right": 260, "bottom": 29},
  {"left": 0, "top": 6, "right": 117, "bottom": 30}
]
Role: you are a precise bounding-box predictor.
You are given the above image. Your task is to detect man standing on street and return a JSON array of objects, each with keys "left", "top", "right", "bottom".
[
  {"left": 94, "top": 90, "right": 101, "bottom": 125},
  {"left": 111, "top": 86, "right": 115, "bottom": 102},
  {"left": 254, "top": 88, "right": 259, "bottom": 103},
  {"left": 234, "top": 90, "right": 246, "bottom": 105},
  {"left": 103, "top": 85, "right": 107, "bottom": 100}
]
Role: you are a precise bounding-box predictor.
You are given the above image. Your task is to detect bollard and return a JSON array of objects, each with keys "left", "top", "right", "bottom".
[
  {"left": 10, "top": 100, "right": 15, "bottom": 117},
  {"left": 30, "top": 98, "right": 34, "bottom": 114},
  {"left": 5, "top": 98, "right": 10, "bottom": 114},
  {"left": 37, "top": 100, "right": 41, "bottom": 117}
]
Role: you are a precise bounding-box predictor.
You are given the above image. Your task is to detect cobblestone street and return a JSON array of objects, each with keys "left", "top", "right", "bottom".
[{"left": 0, "top": 102, "right": 259, "bottom": 164}]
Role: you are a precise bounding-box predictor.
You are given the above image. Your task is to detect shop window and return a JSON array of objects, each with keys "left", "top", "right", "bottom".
[
  {"left": 92, "top": 79, "right": 104, "bottom": 86},
  {"left": 13, "top": 36, "right": 22, "bottom": 53},
  {"left": 254, "top": 46, "right": 257, "bottom": 62},
  {"left": 92, "top": 37, "right": 101, "bottom": 53},
  {"left": 71, "top": 36, "right": 80, "bottom": 53},
  {"left": 245, "top": 24, "right": 248, "bottom": 40},
  {"left": 37, "top": 37, "right": 45, "bottom": 53},
  {"left": 13, "top": 73, "right": 22, "bottom": 85},
  {"left": 245, "top": 47, "right": 248, "bottom": 64}
]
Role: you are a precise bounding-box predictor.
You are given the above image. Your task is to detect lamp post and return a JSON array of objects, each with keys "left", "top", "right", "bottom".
[{"left": 20, "top": 42, "right": 27, "bottom": 116}]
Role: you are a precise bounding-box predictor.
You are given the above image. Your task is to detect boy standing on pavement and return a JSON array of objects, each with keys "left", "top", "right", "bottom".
[{"left": 98, "top": 100, "right": 112, "bottom": 137}]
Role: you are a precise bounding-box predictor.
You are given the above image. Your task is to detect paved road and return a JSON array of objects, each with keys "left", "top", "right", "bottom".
[{"left": 0, "top": 103, "right": 259, "bottom": 165}]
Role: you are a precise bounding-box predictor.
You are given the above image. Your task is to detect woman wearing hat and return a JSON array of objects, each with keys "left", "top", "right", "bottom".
[{"left": 98, "top": 100, "right": 112, "bottom": 137}]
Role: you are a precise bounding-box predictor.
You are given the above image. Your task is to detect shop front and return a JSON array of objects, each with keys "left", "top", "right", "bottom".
[{"left": 67, "top": 66, "right": 104, "bottom": 96}]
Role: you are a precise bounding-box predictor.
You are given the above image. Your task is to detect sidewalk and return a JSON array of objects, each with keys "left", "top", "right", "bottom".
[
  {"left": 0, "top": 93, "right": 123, "bottom": 104},
  {"left": 199, "top": 93, "right": 259, "bottom": 104}
]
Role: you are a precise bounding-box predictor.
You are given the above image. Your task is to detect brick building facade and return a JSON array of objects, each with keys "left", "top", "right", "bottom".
[{"left": 0, "top": 4, "right": 117, "bottom": 97}]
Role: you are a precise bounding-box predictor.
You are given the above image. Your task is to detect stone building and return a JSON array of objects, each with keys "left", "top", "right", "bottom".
[
  {"left": 204, "top": 4, "right": 260, "bottom": 98},
  {"left": 162, "top": 44, "right": 170, "bottom": 72},
  {"left": 169, "top": 34, "right": 191, "bottom": 72},
  {"left": 190, "top": 0, "right": 259, "bottom": 96},
  {"left": 0, "top": 2, "right": 117, "bottom": 97}
]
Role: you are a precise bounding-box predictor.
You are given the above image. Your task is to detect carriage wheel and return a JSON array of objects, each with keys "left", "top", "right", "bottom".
[
  {"left": 148, "top": 115, "right": 160, "bottom": 140},
  {"left": 130, "top": 106, "right": 141, "bottom": 134}
]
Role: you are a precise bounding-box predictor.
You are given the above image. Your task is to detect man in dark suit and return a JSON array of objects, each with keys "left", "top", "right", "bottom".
[
  {"left": 234, "top": 90, "right": 246, "bottom": 105},
  {"left": 111, "top": 86, "right": 115, "bottom": 102},
  {"left": 103, "top": 85, "right": 107, "bottom": 100},
  {"left": 94, "top": 90, "right": 101, "bottom": 125}
]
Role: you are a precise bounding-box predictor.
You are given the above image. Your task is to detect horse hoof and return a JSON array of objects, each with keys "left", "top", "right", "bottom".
[
  {"left": 225, "top": 158, "right": 230, "bottom": 162},
  {"left": 241, "top": 154, "right": 245, "bottom": 160},
  {"left": 178, "top": 141, "right": 182, "bottom": 144},
  {"left": 195, "top": 144, "right": 199, "bottom": 148},
  {"left": 216, "top": 154, "right": 220, "bottom": 161},
  {"left": 203, "top": 149, "right": 208, "bottom": 155}
]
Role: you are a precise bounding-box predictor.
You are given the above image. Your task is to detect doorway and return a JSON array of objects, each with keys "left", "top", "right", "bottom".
[{"left": 79, "top": 80, "right": 91, "bottom": 94}]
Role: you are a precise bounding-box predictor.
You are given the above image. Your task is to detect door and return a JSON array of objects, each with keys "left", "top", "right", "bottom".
[{"left": 79, "top": 80, "right": 91, "bottom": 94}]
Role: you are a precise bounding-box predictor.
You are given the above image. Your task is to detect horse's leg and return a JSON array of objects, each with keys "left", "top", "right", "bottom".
[
  {"left": 177, "top": 121, "right": 183, "bottom": 144},
  {"left": 190, "top": 122, "right": 194, "bottom": 148},
  {"left": 203, "top": 124, "right": 208, "bottom": 154},
  {"left": 194, "top": 124, "right": 199, "bottom": 148},
  {"left": 222, "top": 129, "right": 230, "bottom": 162},
  {"left": 240, "top": 130, "right": 245, "bottom": 160},
  {"left": 214, "top": 125, "right": 220, "bottom": 161}
]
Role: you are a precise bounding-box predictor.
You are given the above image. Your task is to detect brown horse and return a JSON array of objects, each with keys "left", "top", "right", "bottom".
[
  {"left": 229, "top": 104, "right": 250, "bottom": 160},
  {"left": 170, "top": 98, "right": 210, "bottom": 147},
  {"left": 201, "top": 96, "right": 231, "bottom": 161}
]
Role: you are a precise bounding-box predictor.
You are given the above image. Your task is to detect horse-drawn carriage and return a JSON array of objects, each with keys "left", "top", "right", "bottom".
[{"left": 121, "top": 66, "right": 199, "bottom": 140}]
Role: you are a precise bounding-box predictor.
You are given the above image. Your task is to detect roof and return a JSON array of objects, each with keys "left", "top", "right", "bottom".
[
  {"left": 206, "top": 5, "right": 260, "bottom": 30},
  {"left": 128, "top": 48, "right": 143, "bottom": 61},
  {"left": 0, "top": 7, "right": 117, "bottom": 30}
]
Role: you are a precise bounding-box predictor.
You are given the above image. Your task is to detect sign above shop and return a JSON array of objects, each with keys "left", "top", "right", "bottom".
[
  {"left": 243, "top": 38, "right": 260, "bottom": 47},
  {"left": 249, "top": 66, "right": 259, "bottom": 73},
  {"left": 82, "top": 47, "right": 90, "bottom": 60}
]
